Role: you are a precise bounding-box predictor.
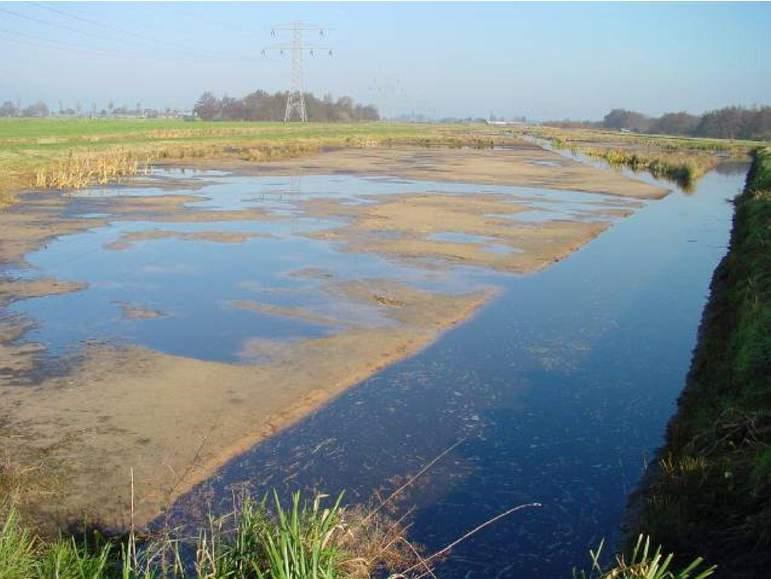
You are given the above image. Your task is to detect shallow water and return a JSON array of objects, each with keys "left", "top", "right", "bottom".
[
  {"left": 163, "top": 165, "right": 746, "bottom": 577},
  {"left": 5, "top": 159, "right": 745, "bottom": 576},
  {"left": 7, "top": 172, "right": 629, "bottom": 363}
]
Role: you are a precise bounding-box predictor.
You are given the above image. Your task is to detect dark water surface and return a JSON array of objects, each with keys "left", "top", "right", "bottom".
[{"left": 166, "top": 166, "right": 746, "bottom": 577}]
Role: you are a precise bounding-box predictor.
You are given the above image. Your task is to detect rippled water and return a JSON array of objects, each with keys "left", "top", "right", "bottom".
[{"left": 164, "top": 165, "right": 747, "bottom": 577}]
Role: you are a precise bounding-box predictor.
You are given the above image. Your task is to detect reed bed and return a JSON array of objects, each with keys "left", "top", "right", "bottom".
[
  {"left": 34, "top": 150, "right": 153, "bottom": 190},
  {"left": 524, "top": 125, "right": 739, "bottom": 190},
  {"left": 581, "top": 147, "right": 717, "bottom": 190}
]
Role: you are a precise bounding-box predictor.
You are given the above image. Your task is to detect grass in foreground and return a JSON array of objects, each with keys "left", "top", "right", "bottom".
[
  {"left": 2, "top": 497, "right": 718, "bottom": 579},
  {"left": 635, "top": 147, "right": 771, "bottom": 575},
  {"left": 0, "top": 491, "right": 420, "bottom": 578},
  {"left": 2, "top": 452, "right": 716, "bottom": 577},
  {"left": 574, "top": 535, "right": 715, "bottom": 579}
]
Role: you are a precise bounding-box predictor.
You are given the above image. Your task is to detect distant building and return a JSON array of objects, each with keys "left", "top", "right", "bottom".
[{"left": 485, "top": 119, "right": 526, "bottom": 126}]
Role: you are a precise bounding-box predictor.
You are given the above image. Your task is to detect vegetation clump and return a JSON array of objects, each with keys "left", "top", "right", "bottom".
[
  {"left": 528, "top": 125, "right": 760, "bottom": 190},
  {"left": 582, "top": 147, "right": 714, "bottom": 190},
  {"left": 0, "top": 491, "right": 421, "bottom": 578},
  {"left": 34, "top": 150, "right": 151, "bottom": 190},
  {"left": 574, "top": 534, "right": 715, "bottom": 579},
  {"left": 634, "top": 147, "right": 771, "bottom": 576}
]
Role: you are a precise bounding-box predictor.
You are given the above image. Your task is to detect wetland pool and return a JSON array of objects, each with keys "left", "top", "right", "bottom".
[
  {"left": 0, "top": 160, "right": 745, "bottom": 577},
  {"left": 160, "top": 167, "right": 746, "bottom": 577},
  {"left": 5, "top": 171, "right": 631, "bottom": 364}
]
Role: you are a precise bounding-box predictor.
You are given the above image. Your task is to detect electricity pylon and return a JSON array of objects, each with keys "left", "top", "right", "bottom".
[{"left": 263, "top": 22, "right": 332, "bottom": 122}]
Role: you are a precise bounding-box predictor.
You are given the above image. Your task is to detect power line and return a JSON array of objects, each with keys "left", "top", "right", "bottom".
[
  {"left": 0, "top": 25, "right": 120, "bottom": 57},
  {"left": 0, "top": 6, "right": 116, "bottom": 46},
  {"left": 29, "top": 2, "right": 234, "bottom": 62},
  {"left": 263, "top": 21, "right": 333, "bottom": 122},
  {"left": 30, "top": 2, "right": 266, "bottom": 65}
]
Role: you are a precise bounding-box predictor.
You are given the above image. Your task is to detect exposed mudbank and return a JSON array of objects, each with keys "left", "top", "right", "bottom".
[
  {"left": 1, "top": 282, "right": 493, "bottom": 526},
  {"left": 117, "top": 302, "right": 168, "bottom": 320},
  {"left": 302, "top": 192, "right": 613, "bottom": 273},
  {"left": 177, "top": 145, "right": 668, "bottom": 199}
]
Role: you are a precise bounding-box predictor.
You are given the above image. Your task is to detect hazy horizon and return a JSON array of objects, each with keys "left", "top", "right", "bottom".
[{"left": 2, "top": 1, "right": 770, "bottom": 121}]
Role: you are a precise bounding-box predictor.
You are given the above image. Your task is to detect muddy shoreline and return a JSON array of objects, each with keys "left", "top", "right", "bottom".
[{"left": 0, "top": 143, "right": 664, "bottom": 527}]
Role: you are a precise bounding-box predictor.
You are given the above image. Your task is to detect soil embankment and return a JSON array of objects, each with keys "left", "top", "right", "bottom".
[{"left": 633, "top": 147, "right": 771, "bottom": 577}]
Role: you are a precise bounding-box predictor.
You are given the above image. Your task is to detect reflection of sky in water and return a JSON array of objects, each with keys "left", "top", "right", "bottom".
[
  {"left": 429, "top": 232, "right": 495, "bottom": 244},
  {"left": 10, "top": 214, "right": 474, "bottom": 362},
  {"left": 164, "top": 167, "right": 748, "bottom": 577},
  {"left": 10, "top": 171, "right": 635, "bottom": 364},
  {"left": 70, "top": 169, "right": 640, "bottom": 222}
]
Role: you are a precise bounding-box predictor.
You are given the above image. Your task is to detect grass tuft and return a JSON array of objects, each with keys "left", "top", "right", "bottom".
[{"left": 574, "top": 534, "right": 716, "bottom": 579}]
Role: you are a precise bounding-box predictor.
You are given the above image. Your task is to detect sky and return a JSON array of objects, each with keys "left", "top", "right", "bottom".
[{"left": 1, "top": 1, "right": 770, "bottom": 121}]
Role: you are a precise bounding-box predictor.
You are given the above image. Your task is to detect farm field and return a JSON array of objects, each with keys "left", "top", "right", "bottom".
[{"left": 0, "top": 119, "right": 511, "bottom": 205}]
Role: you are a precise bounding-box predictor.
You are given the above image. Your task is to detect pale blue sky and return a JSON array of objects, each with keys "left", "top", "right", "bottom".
[{"left": 1, "top": 1, "right": 770, "bottom": 120}]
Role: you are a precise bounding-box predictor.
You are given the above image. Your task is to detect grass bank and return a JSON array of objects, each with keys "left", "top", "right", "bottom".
[
  {"left": 1, "top": 457, "right": 716, "bottom": 578},
  {"left": 0, "top": 494, "right": 715, "bottom": 579},
  {"left": 0, "top": 119, "right": 511, "bottom": 206},
  {"left": 0, "top": 492, "right": 422, "bottom": 578},
  {"left": 633, "top": 147, "right": 771, "bottom": 576},
  {"left": 525, "top": 125, "right": 766, "bottom": 190}
]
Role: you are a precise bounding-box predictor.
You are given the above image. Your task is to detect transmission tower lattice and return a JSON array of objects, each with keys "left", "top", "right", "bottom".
[{"left": 263, "top": 22, "right": 332, "bottom": 122}]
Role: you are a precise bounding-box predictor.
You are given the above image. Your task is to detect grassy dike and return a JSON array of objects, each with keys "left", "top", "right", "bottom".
[{"left": 634, "top": 147, "right": 771, "bottom": 576}]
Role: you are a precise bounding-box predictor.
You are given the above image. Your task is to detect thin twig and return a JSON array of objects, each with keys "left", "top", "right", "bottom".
[
  {"left": 398, "top": 536, "right": 438, "bottom": 579},
  {"left": 403, "top": 502, "right": 543, "bottom": 576},
  {"left": 365, "top": 437, "right": 466, "bottom": 523}
]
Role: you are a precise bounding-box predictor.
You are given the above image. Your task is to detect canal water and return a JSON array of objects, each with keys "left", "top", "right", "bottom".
[{"left": 164, "top": 164, "right": 747, "bottom": 577}]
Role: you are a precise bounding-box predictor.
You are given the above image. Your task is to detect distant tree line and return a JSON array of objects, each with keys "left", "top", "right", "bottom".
[
  {"left": 0, "top": 100, "right": 49, "bottom": 118},
  {"left": 546, "top": 105, "right": 771, "bottom": 140},
  {"left": 0, "top": 99, "right": 193, "bottom": 119},
  {"left": 193, "top": 90, "right": 379, "bottom": 122}
]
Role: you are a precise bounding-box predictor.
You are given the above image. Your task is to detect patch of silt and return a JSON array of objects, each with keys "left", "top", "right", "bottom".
[{"left": 0, "top": 278, "right": 494, "bottom": 527}]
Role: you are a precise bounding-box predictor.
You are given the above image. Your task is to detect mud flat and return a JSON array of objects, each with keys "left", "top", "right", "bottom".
[
  {"left": 1, "top": 280, "right": 491, "bottom": 526},
  {"left": 0, "top": 144, "right": 662, "bottom": 526},
  {"left": 302, "top": 192, "right": 614, "bottom": 273},
  {"left": 207, "top": 144, "right": 669, "bottom": 199}
]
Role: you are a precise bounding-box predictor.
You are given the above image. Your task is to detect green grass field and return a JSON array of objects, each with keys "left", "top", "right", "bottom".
[
  {"left": 3, "top": 117, "right": 766, "bottom": 206},
  {"left": 0, "top": 118, "right": 504, "bottom": 205}
]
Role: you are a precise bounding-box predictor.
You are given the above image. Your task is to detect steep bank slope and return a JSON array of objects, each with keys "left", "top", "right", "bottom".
[{"left": 636, "top": 148, "right": 771, "bottom": 576}]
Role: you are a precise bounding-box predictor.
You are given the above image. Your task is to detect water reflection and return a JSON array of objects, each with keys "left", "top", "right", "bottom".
[
  {"left": 9, "top": 172, "right": 629, "bottom": 363},
  {"left": 165, "top": 168, "right": 746, "bottom": 577}
]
